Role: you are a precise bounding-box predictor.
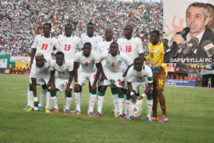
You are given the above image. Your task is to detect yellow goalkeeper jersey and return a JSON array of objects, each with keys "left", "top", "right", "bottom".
[{"left": 145, "top": 42, "right": 168, "bottom": 76}]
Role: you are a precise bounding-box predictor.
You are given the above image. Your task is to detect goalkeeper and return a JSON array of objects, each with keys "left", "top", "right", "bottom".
[
  {"left": 144, "top": 30, "right": 168, "bottom": 123},
  {"left": 125, "top": 57, "right": 153, "bottom": 122}
]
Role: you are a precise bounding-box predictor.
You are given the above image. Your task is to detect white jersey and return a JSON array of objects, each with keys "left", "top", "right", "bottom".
[
  {"left": 56, "top": 35, "right": 81, "bottom": 60},
  {"left": 74, "top": 51, "right": 100, "bottom": 73},
  {"left": 126, "top": 65, "right": 153, "bottom": 83},
  {"left": 100, "top": 51, "right": 132, "bottom": 72},
  {"left": 80, "top": 33, "right": 103, "bottom": 51},
  {"left": 96, "top": 40, "right": 113, "bottom": 54},
  {"left": 50, "top": 60, "right": 73, "bottom": 79},
  {"left": 118, "top": 37, "right": 144, "bottom": 61},
  {"left": 31, "top": 35, "right": 57, "bottom": 60},
  {"left": 30, "top": 58, "right": 51, "bottom": 79}
]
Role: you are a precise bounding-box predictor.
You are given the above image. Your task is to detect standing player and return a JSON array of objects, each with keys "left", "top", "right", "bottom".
[
  {"left": 97, "top": 27, "right": 119, "bottom": 117},
  {"left": 125, "top": 57, "right": 153, "bottom": 122},
  {"left": 27, "top": 53, "right": 52, "bottom": 113},
  {"left": 145, "top": 30, "right": 168, "bottom": 122},
  {"left": 56, "top": 23, "right": 81, "bottom": 60},
  {"left": 96, "top": 41, "right": 132, "bottom": 119},
  {"left": 24, "top": 23, "right": 57, "bottom": 111},
  {"left": 118, "top": 25, "right": 144, "bottom": 118},
  {"left": 80, "top": 22, "right": 103, "bottom": 52},
  {"left": 73, "top": 42, "right": 101, "bottom": 117},
  {"left": 79, "top": 22, "right": 103, "bottom": 112},
  {"left": 56, "top": 23, "right": 81, "bottom": 110},
  {"left": 49, "top": 51, "right": 74, "bottom": 114}
]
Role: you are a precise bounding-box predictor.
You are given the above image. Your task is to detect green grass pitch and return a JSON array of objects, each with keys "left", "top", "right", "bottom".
[{"left": 0, "top": 74, "right": 213, "bottom": 143}]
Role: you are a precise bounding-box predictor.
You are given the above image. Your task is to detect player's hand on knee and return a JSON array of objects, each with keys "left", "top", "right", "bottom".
[
  {"left": 139, "top": 96, "right": 143, "bottom": 100},
  {"left": 75, "top": 84, "right": 80, "bottom": 92},
  {"left": 47, "top": 81, "right": 52, "bottom": 89},
  {"left": 65, "top": 87, "right": 71, "bottom": 95},
  {"left": 91, "top": 84, "right": 96, "bottom": 93},
  {"left": 51, "top": 86, "right": 57, "bottom": 93}
]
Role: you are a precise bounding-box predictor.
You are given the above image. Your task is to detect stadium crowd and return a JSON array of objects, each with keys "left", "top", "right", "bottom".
[{"left": 0, "top": 0, "right": 163, "bottom": 56}]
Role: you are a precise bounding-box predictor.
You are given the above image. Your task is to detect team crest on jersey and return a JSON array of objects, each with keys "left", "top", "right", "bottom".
[
  {"left": 85, "top": 62, "right": 89, "bottom": 66},
  {"left": 50, "top": 42, "right": 53, "bottom": 45},
  {"left": 154, "top": 48, "right": 159, "bottom": 53}
]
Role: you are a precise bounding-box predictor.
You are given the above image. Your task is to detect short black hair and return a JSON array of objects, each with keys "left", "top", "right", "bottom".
[
  {"left": 65, "top": 23, "right": 73, "bottom": 29},
  {"left": 87, "top": 22, "right": 94, "bottom": 27},
  {"left": 134, "top": 57, "right": 143, "bottom": 64},
  {"left": 56, "top": 51, "right": 64, "bottom": 58},
  {"left": 83, "top": 42, "right": 92, "bottom": 48},
  {"left": 43, "top": 23, "right": 52, "bottom": 29},
  {"left": 110, "top": 41, "right": 118, "bottom": 47},
  {"left": 151, "top": 30, "right": 160, "bottom": 37}
]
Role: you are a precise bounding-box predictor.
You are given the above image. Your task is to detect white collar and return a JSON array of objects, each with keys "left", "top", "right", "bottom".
[{"left": 186, "top": 29, "right": 205, "bottom": 43}]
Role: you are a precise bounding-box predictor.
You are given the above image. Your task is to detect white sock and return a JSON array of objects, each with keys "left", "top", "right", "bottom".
[
  {"left": 123, "top": 95, "right": 127, "bottom": 115},
  {"left": 27, "top": 87, "right": 31, "bottom": 106},
  {"left": 113, "top": 94, "right": 118, "bottom": 113},
  {"left": 28, "top": 90, "right": 34, "bottom": 108},
  {"left": 65, "top": 97, "right": 72, "bottom": 110},
  {"left": 51, "top": 96, "right": 58, "bottom": 109},
  {"left": 97, "top": 95, "right": 105, "bottom": 114},
  {"left": 125, "top": 100, "right": 131, "bottom": 116},
  {"left": 118, "top": 98, "right": 124, "bottom": 115},
  {"left": 147, "top": 99, "right": 153, "bottom": 118},
  {"left": 39, "top": 89, "right": 46, "bottom": 107},
  {"left": 45, "top": 91, "right": 51, "bottom": 109},
  {"left": 89, "top": 94, "right": 97, "bottom": 113},
  {"left": 74, "top": 92, "right": 81, "bottom": 112}
]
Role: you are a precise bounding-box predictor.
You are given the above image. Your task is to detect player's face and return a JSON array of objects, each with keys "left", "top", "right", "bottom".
[
  {"left": 134, "top": 61, "right": 142, "bottom": 72},
  {"left": 43, "top": 25, "right": 51, "bottom": 36},
  {"left": 87, "top": 25, "right": 94, "bottom": 36},
  {"left": 83, "top": 45, "right": 91, "bottom": 57},
  {"left": 36, "top": 56, "right": 45, "bottom": 68},
  {"left": 124, "top": 26, "right": 133, "bottom": 38},
  {"left": 65, "top": 25, "right": 72, "bottom": 37},
  {"left": 150, "top": 33, "right": 159, "bottom": 45},
  {"left": 105, "top": 29, "right": 113, "bottom": 40},
  {"left": 186, "top": 6, "right": 210, "bottom": 37},
  {"left": 110, "top": 44, "right": 118, "bottom": 57},
  {"left": 207, "top": 6, "right": 214, "bottom": 30},
  {"left": 56, "top": 55, "right": 64, "bottom": 66}
]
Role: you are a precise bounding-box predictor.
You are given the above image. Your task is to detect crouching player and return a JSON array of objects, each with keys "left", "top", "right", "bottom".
[
  {"left": 27, "top": 53, "right": 51, "bottom": 113},
  {"left": 97, "top": 41, "right": 132, "bottom": 119},
  {"left": 125, "top": 57, "right": 153, "bottom": 122},
  {"left": 73, "top": 42, "right": 101, "bottom": 117},
  {"left": 50, "top": 51, "right": 74, "bottom": 114}
]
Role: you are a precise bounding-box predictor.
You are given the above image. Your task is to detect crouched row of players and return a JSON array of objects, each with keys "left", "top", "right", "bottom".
[{"left": 24, "top": 41, "right": 162, "bottom": 122}]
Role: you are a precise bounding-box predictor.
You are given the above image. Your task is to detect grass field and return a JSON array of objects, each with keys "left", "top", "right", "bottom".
[{"left": 0, "top": 74, "right": 214, "bottom": 143}]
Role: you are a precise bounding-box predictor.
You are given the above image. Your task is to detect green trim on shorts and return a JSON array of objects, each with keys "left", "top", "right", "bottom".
[
  {"left": 147, "top": 96, "right": 153, "bottom": 100},
  {"left": 42, "top": 84, "right": 47, "bottom": 89},
  {"left": 29, "top": 86, "right": 33, "bottom": 91},
  {"left": 111, "top": 88, "right": 118, "bottom": 94},
  {"left": 118, "top": 94, "right": 124, "bottom": 98},
  {"left": 99, "top": 92, "right": 105, "bottom": 96},
  {"left": 51, "top": 92, "right": 56, "bottom": 97},
  {"left": 126, "top": 95, "right": 132, "bottom": 100},
  {"left": 148, "top": 76, "right": 153, "bottom": 82},
  {"left": 66, "top": 94, "right": 72, "bottom": 98},
  {"left": 47, "top": 89, "right": 50, "bottom": 92},
  {"left": 91, "top": 92, "right": 96, "bottom": 95}
]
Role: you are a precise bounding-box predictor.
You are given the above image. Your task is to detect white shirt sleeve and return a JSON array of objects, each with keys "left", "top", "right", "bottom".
[
  {"left": 136, "top": 38, "right": 144, "bottom": 54},
  {"left": 31, "top": 35, "right": 38, "bottom": 49},
  {"left": 74, "top": 52, "right": 81, "bottom": 62},
  {"left": 99, "top": 51, "right": 108, "bottom": 62},
  {"left": 50, "top": 60, "right": 55, "bottom": 71},
  {"left": 121, "top": 52, "right": 132, "bottom": 66},
  {"left": 145, "top": 65, "right": 153, "bottom": 83}
]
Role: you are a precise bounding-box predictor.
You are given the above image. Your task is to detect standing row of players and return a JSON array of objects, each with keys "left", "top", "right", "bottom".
[{"left": 24, "top": 22, "right": 168, "bottom": 122}]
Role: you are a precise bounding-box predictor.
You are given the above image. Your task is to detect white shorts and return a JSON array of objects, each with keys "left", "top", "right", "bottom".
[
  {"left": 131, "top": 78, "right": 148, "bottom": 93},
  {"left": 29, "top": 73, "right": 50, "bottom": 85},
  {"left": 55, "top": 78, "right": 74, "bottom": 92},
  {"left": 101, "top": 68, "right": 123, "bottom": 88},
  {"left": 78, "top": 71, "right": 96, "bottom": 86}
]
